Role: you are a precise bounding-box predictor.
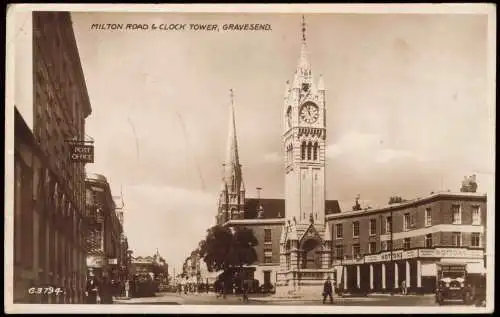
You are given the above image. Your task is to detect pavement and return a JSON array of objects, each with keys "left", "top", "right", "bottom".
[{"left": 113, "top": 292, "right": 444, "bottom": 306}]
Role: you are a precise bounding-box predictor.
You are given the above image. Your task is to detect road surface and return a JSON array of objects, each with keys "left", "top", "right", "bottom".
[{"left": 113, "top": 292, "right": 459, "bottom": 306}]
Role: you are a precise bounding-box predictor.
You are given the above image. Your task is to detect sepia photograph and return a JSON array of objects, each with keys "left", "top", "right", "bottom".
[{"left": 5, "top": 3, "right": 495, "bottom": 314}]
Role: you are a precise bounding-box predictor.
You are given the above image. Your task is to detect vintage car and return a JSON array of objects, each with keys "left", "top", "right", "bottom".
[{"left": 435, "top": 263, "right": 473, "bottom": 305}]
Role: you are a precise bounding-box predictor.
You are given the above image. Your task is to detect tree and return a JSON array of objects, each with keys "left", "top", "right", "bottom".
[
  {"left": 198, "top": 225, "right": 258, "bottom": 275},
  {"left": 388, "top": 196, "right": 407, "bottom": 204}
]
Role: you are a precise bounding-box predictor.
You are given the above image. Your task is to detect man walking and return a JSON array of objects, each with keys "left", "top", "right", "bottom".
[
  {"left": 323, "top": 276, "right": 333, "bottom": 304},
  {"left": 85, "top": 273, "right": 99, "bottom": 304},
  {"left": 241, "top": 279, "right": 249, "bottom": 303}
]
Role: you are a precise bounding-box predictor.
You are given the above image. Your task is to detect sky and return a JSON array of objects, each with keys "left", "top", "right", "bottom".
[{"left": 70, "top": 12, "right": 494, "bottom": 273}]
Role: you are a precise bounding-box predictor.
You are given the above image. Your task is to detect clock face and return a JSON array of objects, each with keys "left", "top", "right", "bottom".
[
  {"left": 286, "top": 106, "right": 292, "bottom": 128},
  {"left": 299, "top": 103, "right": 319, "bottom": 124}
]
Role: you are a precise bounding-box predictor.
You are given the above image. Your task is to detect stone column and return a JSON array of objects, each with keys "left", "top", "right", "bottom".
[
  {"left": 356, "top": 265, "right": 361, "bottom": 289},
  {"left": 322, "top": 242, "right": 332, "bottom": 269},
  {"left": 381, "top": 263, "right": 386, "bottom": 290},
  {"left": 369, "top": 264, "right": 374, "bottom": 290},
  {"left": 290, "top": 241, "right": 298, "bottom": 270},
  {"left": 416, "top": 260, "right": 422, "bottom": 289},
  {"left": 406, "top": 260, "right": 411, "bottom": 288},
  {"left": 343, "top": 266, "right": 348, "bottom": 290},
  {"left": 279, "top": 243, "right": 287, "bottom": 271},
  {"left": 394, "top": 262, "right": 399, "bottom": 289}
]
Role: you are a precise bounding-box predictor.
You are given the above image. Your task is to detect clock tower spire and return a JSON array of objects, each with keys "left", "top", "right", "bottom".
[{"left": 283, "top": 15, "right": 326, "bottom": 225}]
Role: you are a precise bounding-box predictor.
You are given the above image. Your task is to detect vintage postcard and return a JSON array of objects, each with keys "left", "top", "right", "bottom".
[{"left": 4, "top": 3, "right": 496, "bottom": 314}]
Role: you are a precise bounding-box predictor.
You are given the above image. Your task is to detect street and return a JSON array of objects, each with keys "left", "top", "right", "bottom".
[{"left": 113, "top": 292, "right": 461, "bottom": 306}]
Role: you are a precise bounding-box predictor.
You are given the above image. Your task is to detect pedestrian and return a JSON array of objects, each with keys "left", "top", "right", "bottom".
[
  {"left": 241, "top": 279, "right": 249, "bottom": 303},
  {"left": 401, "top": 280, "right": 407, "bottom": 295},
  {"left": 125, "top": 280, "right": 130, "bottom": 298},
  {"left": 100, "top": 275, "right": 113, "bottom": 304},
  {"left": 221, "top": 280, "right": 226, "bottom": 299},
  {"left": 322, "top": 276, "right": 333, "bottom": 304},
  {"left": 85, "top": 273, "right": 99, "bottom": 304}
]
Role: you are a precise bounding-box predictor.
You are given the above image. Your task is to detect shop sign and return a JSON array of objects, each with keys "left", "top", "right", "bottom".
[
  {"left": 108, "top": 258, "right": 118, "bottom": 265},
  {"left": 419, "top": 248, "right": 483, "bottom": 259},
  {"left": 404, "top": 250, "right": 418, "bottom": 259},
  {"left": 381, "top": 250, "right": 403, "bottom": 261},
  {"left": 364, "top": 254, "right": 381, "bottom": 263},
  {"left": 87, "top": 256, "right": 104, "bottom": 268},
  {"left": 69, "top": 144, "right": 94, "bottom": 163}
]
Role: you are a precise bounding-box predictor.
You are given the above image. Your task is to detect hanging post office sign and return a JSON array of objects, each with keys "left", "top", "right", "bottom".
[{"left": 70, "top": 144, "right": 94, "bottom": 163}]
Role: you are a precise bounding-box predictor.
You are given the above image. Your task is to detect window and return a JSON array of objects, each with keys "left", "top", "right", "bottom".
[
  {"left": 352, "top": 221, "right": 360, "bottom": 238},
  {"left": 471, "top": 233, "right": 481, "bottom": 247},
  {"left": 386, "top": 240, "right": 392, "bottom": 251},
  {"left": 403, "top": 238, "right": 411, "bottom": 250},
  {"left": 381, "top": 241, "right": 387, "bottom": 251},
  {"left": 425, "top": 234, "right": 433, "bottom": 248},
  {"left": 369, "top": 242, "right": 377, "bottom": 254},
  {"left": 335, "top": 245, "right": 344, "bottom": 260},
  {"left": 385, "top": 216, "right": 392, "bottom": 233},
  {"left": 335, "top": 223, "right": 343, "bottom": 239},
  {"left": 264, "top": 251, "right": 273, "bottom": 264},
  {"left": 313, "top": 142, "right": 319, "bottom": 161},
  {"left": 352, "top": 244, "right": 361, "bottom": 258},
  {"left": 264, "top": 229, "right": 272, "bottom": 243},
  {"left": 452, "top": 232, "right": 462, "bottom": 246},
  {"left": 403, "top": 213, "right": 410, "bottom": 231},
  {"left": 472, "top": 206, "right": 481, "bottom": 225},
  {"left": 425, "top": 208, "right": 432, "bottom": 227},
  {"left": 307, "top": 142, "right": 312, "bottom": 160},
  {"left": 301, "top": 141, "right": 306, "bottom": 160},
  {"left": 452, "top": 205, "right": 461, "bottom": 224},
  {"left": 369, "top": 219, "right": 377, "bottom": 236}
]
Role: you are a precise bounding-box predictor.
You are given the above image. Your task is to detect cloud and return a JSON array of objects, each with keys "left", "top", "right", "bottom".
[{"left": 327, "top": 131, "right": 429, "bottom": 164}]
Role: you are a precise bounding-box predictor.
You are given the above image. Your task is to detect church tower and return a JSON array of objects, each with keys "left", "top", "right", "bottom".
[
  {"left": 283, "top": 16, "right": 327, "bottom": 225},
  {"left": 217, "top": 89, "right": 245, "bottom": 224}
]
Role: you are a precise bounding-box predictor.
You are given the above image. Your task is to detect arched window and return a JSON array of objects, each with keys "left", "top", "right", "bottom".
[
  {"left": 301, "top": 141, "right": 306, "bottom": 160},
  {"left": 307, "top": 142, "right": 312, "bottom": 160},
  {"left": 313, "top": 142, "right": 319, "bottom": 161}
]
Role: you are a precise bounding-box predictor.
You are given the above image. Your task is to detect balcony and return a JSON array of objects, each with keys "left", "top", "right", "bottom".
[{"left": 84, "top": 207, "right": 104, "bottom": 225}]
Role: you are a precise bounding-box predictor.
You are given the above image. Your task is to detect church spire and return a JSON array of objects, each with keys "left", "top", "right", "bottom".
[{"left": 224, "top": 89, "right": 243, "bottom": 193}]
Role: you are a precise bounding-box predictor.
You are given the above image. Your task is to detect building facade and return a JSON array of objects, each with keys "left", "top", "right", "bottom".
[
  {"left": 213, "top": 15, "right": 488, "bottom": 297},
  {"left": 84, "top": 173, "right": 127, "bottom": 284},
  {"left": 327, "top": 192, "right": 487, "bottom": 294},
  {"left": 13, "top": 11, "right": 92, "bottom": 304},
  {"left": 130, "top": 251, "right": 169, "bottom": 285}
]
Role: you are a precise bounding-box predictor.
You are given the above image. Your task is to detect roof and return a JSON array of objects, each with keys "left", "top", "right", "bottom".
[
  {"left": 326, "top": 191, "right": 487, "bottom": 220},
  {"left": 243, "top": 198, "right": 341, "bottom": 219},
  {"left": 86, "top": 173, "right": 109, "bottom": 183},
  {"left": 244, "top": 198, "right": 285, "bottom": 219}
]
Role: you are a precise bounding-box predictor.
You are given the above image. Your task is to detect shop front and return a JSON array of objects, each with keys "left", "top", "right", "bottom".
[
  {"left": 86, "top": 255, "right": 106, "bottom": 281},
  {"left": 333, "top": 248, "right": 484, "bottom": 295}
]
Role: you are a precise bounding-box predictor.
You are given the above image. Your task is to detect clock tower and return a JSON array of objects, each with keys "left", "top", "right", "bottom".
[{"left": 283, "top": 16, "right": 326, "bottom": 225}]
